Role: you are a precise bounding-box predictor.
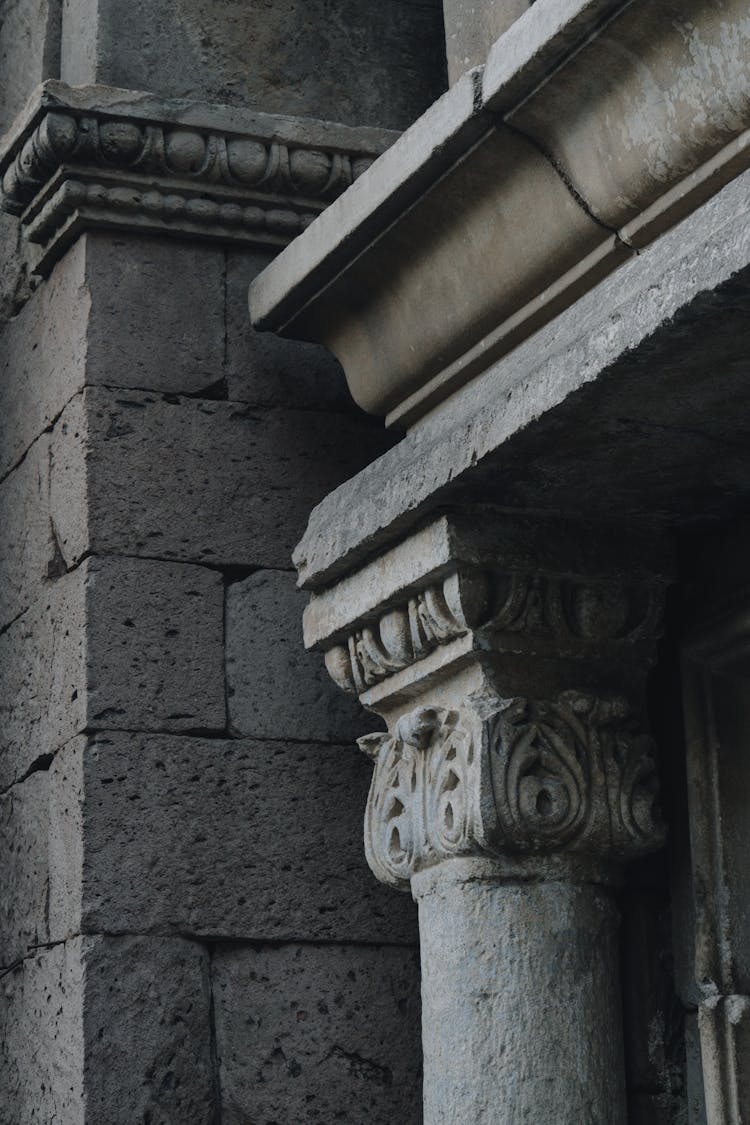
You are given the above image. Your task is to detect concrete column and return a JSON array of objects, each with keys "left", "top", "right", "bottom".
[
  {"left": 415, "top": 863, "right": 624, "bottom": 1124},
  {"left": 304, "top": 514, "right": 670, "bottom": 1122}
]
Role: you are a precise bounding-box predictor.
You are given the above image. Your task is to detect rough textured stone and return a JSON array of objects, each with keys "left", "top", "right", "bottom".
[
  {"left": 49, "top": 732, "right": 418, "bottom": 945},
  {"left": 0, "top": 936, "right": 215, "bottom": 1125},
  {"left": 0, "top": 940, "right": 84, "bottom": 1124},
  {"left": 416, "top": 871, "right": 625, "bottom": 1125},
  {"left": 293, "top": 166, "right": 750, "bottom": 588},
  {"left": 0, "top": 434, "right": 54, "bottom": 630},
  {"left": 225, "top": 249, "right": 353, "bottom": 410},
  {"left": 82, "top": 935, "right": 215, "bottom": 1124},
  {"left": 227, "top": 569, "right": 373, "bottom": 743},
  {"left": 212, "top": 942, "right": 422, "bottom": 1125},
  {"left": 0, "top": 770, "right": 50, "bottom": 969},
  {"left": 0, "top": 0, "right": 61, "bottom": 133},
  {"left": 0, "top": 211, "right": 30, "bottom": 327},
  {"left": 60, "top": 0, "right": 446, "bottom": 131},
  {"left": 0, "top": 556, "right": 225, "bottom": 788},
  {"left": 0, "top": 238, "right": 87, "bottom": 479},
  {"left": 82, "top": 233, "right": 227, "bottom": 396},
  {"left": 444, "top": 0, "right": 532, "bottom": 83},
  {"left": 52, "top": 387, "right": 390, "bottom": 570}
]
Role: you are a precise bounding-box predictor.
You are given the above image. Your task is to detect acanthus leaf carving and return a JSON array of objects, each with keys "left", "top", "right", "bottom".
[{"left": 359, "top": 693, "right": 665, "bottom": 890}]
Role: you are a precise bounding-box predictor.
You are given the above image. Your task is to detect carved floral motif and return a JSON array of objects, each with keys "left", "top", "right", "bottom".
[
  {"left": 359, "top": 695, "right": 664, "bottom": 890},
  {"left": 1, "top": 110, "right": 376, "bottom": 216},
  {"left": 325, "top": 568, "right": 662, "bottom": 695}
]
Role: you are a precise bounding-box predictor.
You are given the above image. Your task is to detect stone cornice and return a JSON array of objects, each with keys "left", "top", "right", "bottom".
[
  {"left": 0, "top": 82, "right": 397, "bottom": 275},
  {"left": 251, "top": 0, "right": 750, "bottom": 426}
]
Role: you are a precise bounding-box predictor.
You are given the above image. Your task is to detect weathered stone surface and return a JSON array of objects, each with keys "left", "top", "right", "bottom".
[
  {"left": 225, "top": 250, "right": 353, "bottom": 410},
  {"left": 0, "top": 940, "right": 84, "bottom": 1124},
  {"left": 49, "top": 732, "right": 418, "bottom": 945},
  {"left": 444, "top": 0, "right": 532, "bottom": 83},
  {"left": 0, "top": 556, "right": 225, "bottom": 789},
  {"left": 293, "top": 166, "right": 750, "bottom": 588},
  {"left": 0, "top": 210, "right": 29, "bottom": 326},
  {"left": 0, "top": 0, "right": 61, "bottom": 133},
  {"left": 60, "top": 0, "right": 445, "bottom": 131},
  {"left": 0, "top": 434, "right": 54, "bottom": 630},
  {"left": 0, "top": 936, "right": 215, "bottom": 1124},
  {"left": 52, "top": 387, "right": 389, "bottom": 570},
  {"left": 0, "top": 770, "right": 49, "bottom": 969},
  {"left": 212, "top": 942, "right": 422, "bottom": 1125},
  {"left": 227, "top": 569, "right": 373, "bottom": 743},
  {"left": 82, "top": 233, "right": 227, "bottom": 396},
  {"left": 82, "top": 935, "right": 215, "bottom": 1124},
  {"left": 0, "top": 237, "right": 87, "bottom": 479},
  {"left": 416, "top": 870, "right": 625, "bottom": 1125}
]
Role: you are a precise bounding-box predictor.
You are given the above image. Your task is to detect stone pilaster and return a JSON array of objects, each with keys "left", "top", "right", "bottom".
[{"left": 306, "top": 512, "right": 670, "bottom": 1123}]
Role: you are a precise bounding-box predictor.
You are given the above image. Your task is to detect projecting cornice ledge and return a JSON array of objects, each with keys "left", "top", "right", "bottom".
[
  {"left": 250, "top": 0, "right": 750, "bottom": 428},
  {"left": 0, "top": 81, "right": 397, "bottom": 276}
]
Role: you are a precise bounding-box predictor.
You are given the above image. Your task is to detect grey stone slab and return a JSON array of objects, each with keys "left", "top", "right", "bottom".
[
  {"left": 444, "top": 0, "right": 532, "bottom": 83},
  {"left": 60, "top": 0, "right": 445, "bottom": 131},
  {"left": 0, "top": 210, "right": 30, "bottom": 327},
  {"left": 0, "top": 568, "right": 87, "bottom": 791},
  {"left": 212, "top": 942, "right": 422, "bottom": 1125},
  {"left": 0, "top": 237, "right": 87, "bottom": 479},
  {"left": 0, "top": 0, "right": 61, "bottom": 134},
  {"left": 82, "top": 232, "right": 227, "bottom": 396},
  {"left": 81, "top": 935, "right": 215, "bottom": 1124},
  {"left": 225, "top": 249, "right": 353, "bottom": 410},
  {"left": 49, "top": 732, "right": 418, "bottom": 946},
  {"left": 0, "top": 434, "right": 55, "bottom": 630},
  {"left": 0, "top": 770, "right": 50, "bottom": 970},
  {"left": 0, "top": 556, "right": 225, "bottom": 789},
  {"left": 250, "top": 67, "right": 491, "bottom": 335},
  {"left": 0, "top": 940, "right": 85, "bottom": 1125},
  {"left": 226, "top": 569, "right": 373, "bottom": 743},
  {"left": 52, "top": 387, "right": 390, "bottom": 570},
  {"left": 0, "top": 936, "right": 215, "bottom": 1125},
  {"left": 294, "top": 165, "right": 750, "bottom": 589}
]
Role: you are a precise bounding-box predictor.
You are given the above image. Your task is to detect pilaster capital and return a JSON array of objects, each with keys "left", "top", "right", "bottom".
[
  {"left": 0, "top": 81, "right": 395, "bottom": 276},
  {"left": 360, "top": 693, "right": 664, "bottom": 891},
  {"left": 304, "top": 512, "right": 671, "bottom": 889}
]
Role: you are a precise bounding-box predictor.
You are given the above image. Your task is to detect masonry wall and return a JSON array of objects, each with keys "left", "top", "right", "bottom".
[{"left": 0, "top": 2, "right": 446, "bottom": 1120}]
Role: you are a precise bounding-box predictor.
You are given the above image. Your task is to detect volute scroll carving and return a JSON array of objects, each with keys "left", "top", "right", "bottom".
[{"left": 360, "top": 694, "right": 664, "bottom": 891}]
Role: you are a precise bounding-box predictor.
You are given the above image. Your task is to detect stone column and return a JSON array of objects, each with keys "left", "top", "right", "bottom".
[{"left": 307, "top": 513, "right": 669, "bottom": 1123}]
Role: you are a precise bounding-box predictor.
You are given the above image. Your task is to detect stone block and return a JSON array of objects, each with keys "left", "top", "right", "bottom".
[
  {"left": 61, "top": 0, "right": 445, "bottom": 130},
  {"left": 0, "top": 434, "right": 55, "bottom": 630},
  {"left": 0, "top": 936, "right": 215, "bottom": 1124},
  {"left": 0, "top": 211, "right": 30, "bottom": 327},
  {"left": 0, "top": 0, "right": 61, "bottom": 133},
  {"left": 0, "top": 556, "right": 225, "bottom": 789},
  {"left": 0, "top": 770, "right": 50, "bottom": 970},
  {"left": 226, "top": 569, "right": 373, "bottom": 743},
  {"left": 82, "top": 935, "right": 215, "bottom": 1124},
  {"left": 82, "top": 232, "right": 227, "bottom": 396},
  {"left": 212, "top": 942, "right": 422, "bottom": 1125},
  {"left": 0, "top": 941, "right": 84, "bottom": 1124},
  {"left": 51, "top": 386, "right": 390, "bottom": 569},
  {"left": 0, "top": 238, "right": 87, "bottom": 479},
  {"left": 444, "top": 0, "right": 532, "bottom": 83},
  {"left": 225, "top": 249, "right": 353, "bottom": 410},
  {"left": 49, "top": 732, "right": 418, "bottom": 945}
]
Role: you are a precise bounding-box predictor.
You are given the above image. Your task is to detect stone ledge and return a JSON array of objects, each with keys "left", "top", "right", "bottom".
[
  {"left": 0, "top": 81, "right": 397, "bottom": 275},
  {"left": 251, "top": 0, "right": 750, "bottom": 425}
]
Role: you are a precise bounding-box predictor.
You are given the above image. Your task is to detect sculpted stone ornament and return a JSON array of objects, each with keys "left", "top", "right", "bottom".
[
  {"left": 359, "top": 695, "right": 664, "bottom": 890},
  {"left": 0, "top": 82, "right": 395, "bottom": 275}
]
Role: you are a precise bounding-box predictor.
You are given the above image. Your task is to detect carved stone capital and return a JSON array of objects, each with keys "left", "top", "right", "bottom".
[
  {"left": 0, "top": 82, "right": 395, "bottom": 275},
  {"left": 360, "top": 694, "right": 664, "bottom": 890}
]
